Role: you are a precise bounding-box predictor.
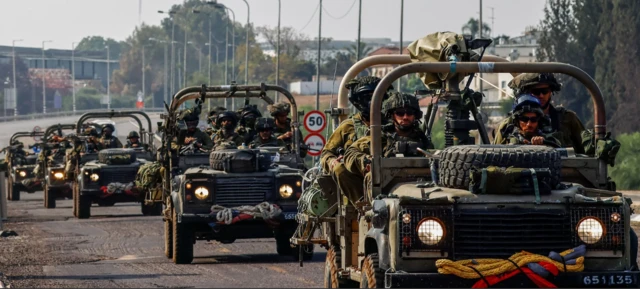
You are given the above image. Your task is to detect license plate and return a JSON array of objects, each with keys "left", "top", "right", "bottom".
[
  {"left": 583, "top": 274, "right": 637, "bottom": 286},
  {"left": 284, "top": 213, "right": 297, "bottom": 220}
]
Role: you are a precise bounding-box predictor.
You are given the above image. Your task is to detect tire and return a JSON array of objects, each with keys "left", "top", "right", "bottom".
[
  {"left": 72, "top": 183, "right": 79, "bottom": 218},
  {"left": 77, "top": 191, "right": 91, "bottom": 219},
  {"left": 360, "top": 253, "right": 384, "bottom": 288},
  {"left": 209, "top": 149, "right": 272, "bottom": 172},
  {"left": 324, "top": 247, "right": 357, "bottom": 288},
  {"left": 437, "top": 145, "right": 561, "bottom": 190},
  {"left": 209, "top": 150, "right": 231, "bottom": 171},
  {"left": 7, "top": 177, "right": 19, "bottom": 201},
  {"left": 44, "top": 186, "right": 56, "bottom": 209},
  {"left": 98, "top": 149, "right": 136, "bottom": 165},
  {"left": 141, "top": 202, "right": 162, "bottom": 216},
  {"left": 164, "top": 218, "right": 173, "bottom": 259},
  {"left": 172, "top": 208, "right": 194, "bottom": 264}
]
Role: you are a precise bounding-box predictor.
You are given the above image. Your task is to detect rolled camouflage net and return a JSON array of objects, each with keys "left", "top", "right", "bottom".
[{"left": 210, "top": 202, "right": 282, "bottom": 225}]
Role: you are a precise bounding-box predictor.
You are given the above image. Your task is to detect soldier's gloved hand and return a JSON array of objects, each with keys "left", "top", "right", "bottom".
[
  {"left": 596, "top": 132, "right": 621, "bottom": 167},
  {"left": 330, "top": 156, "right": 343, "bottom": 171},
  {"left": 530, "top": 136, "right": 544, "bottom": 145},
  {"left": 363, "top": 156, "right": 372, "bottom": 176}
]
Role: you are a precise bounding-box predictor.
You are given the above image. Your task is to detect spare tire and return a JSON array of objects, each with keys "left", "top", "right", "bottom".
[
  {"left": 98, "top": 149, "right": 137, "bottom": 165},
  {"left": 437, "top": 145, "right": 561, "bottom": 190},
  {"left": 209, "top": 149, "right": 272, "bottom": 173}
]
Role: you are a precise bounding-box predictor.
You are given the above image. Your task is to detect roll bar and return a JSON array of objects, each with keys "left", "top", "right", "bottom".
[
  {"left": 336, "top": 54, "right": 515, "bottom": 122},
  {"left": 369, "top": 61, "right": 607, "bottom": 192},
  {"left": 75, "top": 110, "right": 153, "bottom": 144},
  {"left": 44, "top": 124, "right": 76, "bottom": 139},
  {"left": 10, "top": 131, "right": 44, "bottom": 144}
]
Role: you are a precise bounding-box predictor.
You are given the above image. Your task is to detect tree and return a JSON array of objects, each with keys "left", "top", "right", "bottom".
[
  {"left": 76, "top": 36, "right": 125, "bottom": 59},
  {"left": 461, "top": 18, "right": 491, "bottom": 38},
  {"left": 345, "top": 41, "right": 373, "bottom": 61},
  {"left": 256, "top": 26, "right": 309, "bottom": 59},
  {"left": 321, "top": 52, "right": 353, "bottom": 77},
  {"left": 609, "top": 132, "right": 640, "bottom": 190}
]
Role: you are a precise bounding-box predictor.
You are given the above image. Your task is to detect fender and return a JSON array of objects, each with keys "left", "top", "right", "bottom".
[
  {"left": 170, "top": 190, "right": 183, "bottom": 218},
  {"left": 365, "top": 228, "right": 391, "bottom": 270}
]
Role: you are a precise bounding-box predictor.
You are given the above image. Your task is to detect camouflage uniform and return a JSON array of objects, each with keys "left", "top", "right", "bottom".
[
  {"left": 205, "top": 106, "right": 228, "bottom": 138},
  {"left": 99, "top": 124, "right": 123, "bottom": 149},
  {"left": 343, "top": 92, "right": 431, "bottom": 203},
  {"left": 268, "top": 102, "right": 308, "bottom": 157},
  {"left": 235, "top": 105, "right": 262, "bottom": 144},
  {"left": 496, "top": 94, "right": 562, "bottom": 147},
  {"left": 493, "top": 73, "right": 586, "bottom": 153},
  {"left": 211, "top": 111, "right": 244, "bottom": 150},
  {"left": 248, "top": 118, "right": 285, "bottom": 148},
  {"left": 170, "top": 109, "right": 214, "bottom": 151}
]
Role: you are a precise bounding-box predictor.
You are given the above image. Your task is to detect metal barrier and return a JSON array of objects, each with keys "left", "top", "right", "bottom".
[{"left": 0, "top": 108, "right": 165, "bottom": 123}]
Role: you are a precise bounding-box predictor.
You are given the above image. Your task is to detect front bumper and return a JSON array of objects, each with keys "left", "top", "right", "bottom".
[
  {"left": 385, "top": 270, "right": 640, "bottom": 288},
  {"left": 180, "top": 209, "right": 298, "bottom": 224}
]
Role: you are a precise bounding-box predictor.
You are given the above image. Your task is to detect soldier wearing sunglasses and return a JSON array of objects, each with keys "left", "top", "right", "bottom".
[{"left": 498, "top": 94, "right": 561, "bottom": 147}]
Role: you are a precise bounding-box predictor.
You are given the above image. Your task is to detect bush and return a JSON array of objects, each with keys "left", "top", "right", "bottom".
[{"left": 609, "top": 132, "right": 640, "bottom": 190}]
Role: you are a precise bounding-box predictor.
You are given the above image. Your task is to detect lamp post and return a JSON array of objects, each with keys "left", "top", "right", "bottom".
[
  {"left": 275, "top": 0, "right": 281, "bottom": 102},
  {"left": 12, "top": 39, "right": 23, "bottom": 117},
  {"left": 41, "top": 40, "right": 52, "bottom": 114},
  {"left": 356, "top": 0, "right": 362, "bottom": 61},
  {"left": 398, "top": 0, "right": 404, "bottom": 92},
  {"left": 187, "top": 41, "right": 203, "bottom": 73},
  {"left": 240, "top": 0, "right": 250, "bottom": 85},
  {"left": 149, "top": 38, "right": 169, "bottom": 105},
  {"left": 158, "top": 10, "right": 177, "bottom": 95},
  {"left": 205, "top": 42, "right": 219, "bottom": 110},
  {"left": 105, "top": 45, "right": 110, "bottom": 110},
  {"left": 71, "top": 42, "right": 77, "bottom": 113},
  {"left": 316, "top": 0, "right": 322, "bottom": 111},
  {"left": 207, "top": 1, "right": 236, "bottom": 109}
]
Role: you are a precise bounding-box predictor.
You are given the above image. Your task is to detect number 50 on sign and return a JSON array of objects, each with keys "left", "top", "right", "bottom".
[{"left": 303, "top": 110, "right": 326, "bottom": 133}]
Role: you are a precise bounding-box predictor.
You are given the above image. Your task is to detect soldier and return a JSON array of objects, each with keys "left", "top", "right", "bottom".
[
  {"left": 249, "top": 117, "right": 285, "bottom": 148},
  {"left": 496, "top": 94, "right": 561, "bottom": 147},
  {"left": 170, "top": 109, "right": 213, "bottom": 152},
  {"left": 268, "top": 102, "right": 308, "bottom": 157},
  {"left": 236, "top": 104, "right": 262, "bottom": 144},
  {"left": 100, "top": 123, "right": 123, "bottom": 149},
  {"left": 212, "top": 111, "right": 245, "bottom": 149},
  {"left": 320, "top": 76, "right": 393, "bottom": 206},
  {"left": 343, "top": 92, "right": 432, "bottom": 204},
  {"left": 205, "top": 106, "right": 228, "bottom": 138},
  {"left": 124, "top": 131, "right": 147, "bottom": 149},
  {"left": 494, "top": 73, "right": 585, "bottom": 152}
]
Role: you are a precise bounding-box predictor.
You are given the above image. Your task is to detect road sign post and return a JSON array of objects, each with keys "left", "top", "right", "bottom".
[{"left": 304, "top": 133, "right": 326, "bottom": 157}]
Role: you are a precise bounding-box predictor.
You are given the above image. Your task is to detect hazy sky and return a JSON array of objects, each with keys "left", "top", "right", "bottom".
[{"left": 1, "top": 0, "right": 547, "bottom": 50}]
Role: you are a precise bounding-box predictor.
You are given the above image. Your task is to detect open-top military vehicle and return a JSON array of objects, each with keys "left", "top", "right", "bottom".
[
  {"left": 70, "top": 110, "right": 159, "bottom": 218},
  {"left": 292, "top": 33, "right": 638, "bottom": 288},
  {"left": 3, "top": 130, "right": 43, "bottom": 201},
  {"left": 159, "top": 84, "right": 310, "bottom": 264},
  {"left": 39, "top": 123, "right": 77, "bottom": 208}
]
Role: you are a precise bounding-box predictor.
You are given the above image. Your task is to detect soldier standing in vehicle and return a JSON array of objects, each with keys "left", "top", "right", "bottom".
[
  {"left": 235, "top": 105, "right": 262, "bottom": 144},
  {"left": 497, "top": 94, "right": 561, "bottom": 147},
  {"left": 124, "top": 131, "right": 147, "bottom": 149},
  {"left": 100, "top": 124, "right": 123, "bottom": 149},
  {"left": 268, "top": 102, "right": 308, "bottom": 157},
  {"left": 344, "top": 92, "right": 432, "bottom": 203},
  {"left": 320, "top": 76, "right": 393, "bottom": 205},
  {"left": 211, "top": 111, "right": 244, "bottom": 149},
  {"left": 205, "top": 106, "right": 227, "bottom": 138},
  {"left": 494, "top": 73, "right": 585, "bottom": 152},
  {"left": 171, "top": 109, "right": 213, "bottom": 152},
  {"left": 249, "top": 117, "right": 285, "bottom": 148}
]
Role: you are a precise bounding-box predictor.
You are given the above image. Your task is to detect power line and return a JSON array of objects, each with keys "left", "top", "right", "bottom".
[
  {"left": 322, "top": 0, "right": 357, "bottom": 20},
  {"left": 300, "top": 2, "right": 321, "bottom": 32}
]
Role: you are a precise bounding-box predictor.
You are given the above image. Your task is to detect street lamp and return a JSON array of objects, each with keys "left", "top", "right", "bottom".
[
  {"left": 149, "top": 37, "right": 169, "bottom": 105},
  {"left": 398, "top": 0, "right": 404, "bottom": 91},
  {"left": 187, "top": 41, "right": 203, "bottom": 73},
  {"left": 72, "top": 41, "right": 77, "bottom": 113},
  {"left": 240, "top": 0, "right": 250, "bottom": 85},
  {"left": 42, "top": 40, "right": 52, "bottom": 114},
  {"left": 315, "top": 0, "right": 322, "bottom": 111},
  {"left": 105, "top": 45, "right": 110, "bottom": 110},
  {"left": 158, "top": 10, "right": 177, "bottom": 95},
  {"left": 207, "top": 1, "right": 235, "bottom": 109},
  {"left": 276, "top": 0, "right": 281, "bottom": 102},
  {"left": 12, "top": 39, "right": 23, "bottom": 117}
]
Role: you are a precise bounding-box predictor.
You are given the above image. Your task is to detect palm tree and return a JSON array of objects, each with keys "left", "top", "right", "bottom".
[
  {"left": 461, "top": 18, "right": 492, "bottom": 38},
  {"left": 346, "top": 41, "right": 373, "bottom": 62}
]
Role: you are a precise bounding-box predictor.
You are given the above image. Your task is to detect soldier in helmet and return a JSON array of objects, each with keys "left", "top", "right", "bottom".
[
  {"left": 494, "top": 73, "right": 585, "bottom": 152},
  {"left": 212, "top": 111, "right": 244, "bottom": 149},
  {"left": 320, "top": 76, "right": 393, "bottom": 206},
  {"left": 124, "top": 131, "right": 145, "bottom": 149},
  {"left": 497, "top": 94, "right": 561, "bottom": 147},
  {"left": 343, "top": 92, "right": 432, "bottom": 204},
  {"left": 249, "top": 117, "right": 285, "bottom": 148},
  {"left": 236, "top": 104, "right": 262, "bottom": 144},
  {"left": 100, "top": 123, "right": 123, "bottom": 149},
  {"left": 205, "top": 106, "right": 228, "bottom": 138},
  {"left": 170, "top": 109, "right": 213, "bottom": 152},
  {"left": 268, "top": 102, "right": 308, "bottom": 157}
]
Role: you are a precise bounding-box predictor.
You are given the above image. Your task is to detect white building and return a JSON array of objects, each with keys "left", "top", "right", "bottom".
[{"left": 289, "top": 76, "right": 343, "bottom": 95}]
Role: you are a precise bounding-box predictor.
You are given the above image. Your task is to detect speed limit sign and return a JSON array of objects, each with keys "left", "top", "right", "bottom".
[
  {"left": 304, "top": 133, "right": 326, "bottom": 157},
  {"left": 303, "top": 110, "right": 326, "bottom": 133}
]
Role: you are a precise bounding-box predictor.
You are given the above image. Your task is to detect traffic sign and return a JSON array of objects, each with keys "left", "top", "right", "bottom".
[
  {"left": 33, "top": 126, "right": 42, "bottom": 142},
  {"left": 303, "top": 110, "right": 326, "bottom": 133},
  {"left": 304, "top": 133, "right": 326, "bottom": 157}
]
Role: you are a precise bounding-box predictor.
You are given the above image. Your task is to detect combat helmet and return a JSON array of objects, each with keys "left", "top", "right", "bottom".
[
  {"left": 127, "top": 131, "right": 140, "bottom": 139},
  {"left": 511, "top": 94, "right": 550, "bottom": 127},
  {"left": 208, "top": 106, "right": 227, "bottom": 122},
  {"left": 102, "top": 123, "right": 116, "bottom": 135},
  {"left": 238, "top": 105, "right": 262, "bottom": 126},
  {"left": 216, "top": 111, "right": 238, "bottom": 130},
  {"left": 267, "top": 102, "right": 291, "bottom": 117},
  {"left": 508, "top": 73, "right": 562, "bottom": 96},
  {"left": 345, "top": 76, "right": 393, "bottom": 119},
  {"left": 382, "top": 92, "right": 423, "bottom": 131},
  {"left": 254, "top": 117, "right": 276, "bottom": 132},
  {"left": 178, "top": 108, "right": 200, "bottom": 128}
]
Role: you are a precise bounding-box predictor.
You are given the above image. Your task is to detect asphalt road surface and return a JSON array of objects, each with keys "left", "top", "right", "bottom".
[{"left": 0, "top": 191, "right": 326, "bottom": 288}]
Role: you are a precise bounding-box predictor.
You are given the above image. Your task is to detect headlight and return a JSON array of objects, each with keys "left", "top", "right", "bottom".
[
  {"left": 90, "top": 173, "right": 100, "bottom": 182},
  {"left": 577, "top": 217, "right": 605, "bottom": 244},
  {"left": 194, "top": 187, "right": 209, "bottom": 200},
  {"left": 279, "top": 184, "right": 294, "bottom": 198},
  {"left": 18, "top": 171, "right": 26, "bottom": 177},
  {"left": 53, "top": 172, "right": 64, "bottom": 179},
  {"left": 416, "top": 218, "right": 445, "bottom": 245}
]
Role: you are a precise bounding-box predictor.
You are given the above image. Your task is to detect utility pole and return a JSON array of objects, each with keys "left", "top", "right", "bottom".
[
  {"left": 184, "top": 32, "right": 188, "bottom": 87},
  {"left": 488, "top": 6, "right": 495, "bottom": 39},
  {"left": 316, "top": 0, "right": 322, "bottom": 111},
  {"left": 106, "top": 45, "right": 111, "bottom": 110},
  {"left": 356, "top": 0, "right": 362, "bottom": 61},
  {"left": 72, "top": 42, "right": 76, "bottom": 113},
  {"left": 42, "top": 40, "right": 52, "bottom": 114},
  {"left": 479, "top": 0, "right": 483, "bottom": 94},
  {"left": 276, "top": 0, "right": 281, "bottom": 102},
  {"left": 12, "top": 39, "right": 23, "bottom": 117},
  {"left": 242, "top": 0, "right": 250, "bottom": 85},
  {"left": 398, "top": 0, "right": 404, "bottom": 91}
]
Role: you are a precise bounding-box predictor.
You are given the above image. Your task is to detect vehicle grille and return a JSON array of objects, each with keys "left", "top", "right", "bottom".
[
  {"left": 570, "top": 206, "right": 625, "bottom": 251},
  {"left": 399, "top": 207, "right": 453, "bottom": 254},
  {"left": 214, "top": 177, "right": 272, "bottom": 207},
  {"left": 100, "top": 168, "right": 139, "bottom": 185},
  {"left": 453, "top": 209, "right": 572, "bottom": 259}
]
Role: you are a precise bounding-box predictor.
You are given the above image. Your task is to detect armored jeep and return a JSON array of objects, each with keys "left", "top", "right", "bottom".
[
  {"left": 3, "top": 131, "right": 43, "bottom": 201},
  {"left": 159, "top": 84, "right": 310, "bottom": 264},
  {"left": 70, "top": 110, "right": 160, "bottom": 218},
  {"left": 292, "top": 33, "right": 638, "bottom": 288}
]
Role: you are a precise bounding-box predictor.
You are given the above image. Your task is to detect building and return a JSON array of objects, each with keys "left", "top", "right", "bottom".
[
  {"left": 367, "top": 46, "right": 410, "bottom": 78},
  {"left": 289, "top": 76, "right": 343, "bottom": 95}
]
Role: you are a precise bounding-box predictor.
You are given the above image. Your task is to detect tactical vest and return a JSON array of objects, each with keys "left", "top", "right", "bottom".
[
  {"left": 351, "top": 116, "right": 369, "bottom": 143},
  {"left": 382, "top": 130, "right": 429, "bottom": 158}
]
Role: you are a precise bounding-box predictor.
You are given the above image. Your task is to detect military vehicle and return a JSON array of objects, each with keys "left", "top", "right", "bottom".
[
  {"left": 159, "top": 84, "right": 310, "bottom": 264},
  {"left": 292, "top": 33, "right": 638, "bottom": 288},
  {"left": 39, "top": 124, "right": 77, "bottom": 208},
  {"left": 70, "top": 110, "right": 159, "bottom": 218},
  {"left": 2, "top": 131, "right": 43, "bottom": 201}
]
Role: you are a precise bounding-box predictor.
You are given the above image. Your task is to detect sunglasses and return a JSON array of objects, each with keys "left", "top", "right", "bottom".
[
  {"left": 394, "top": 110, "right": 415, "bottom": 117},
  {"left": 519, "top": 116, "right": 539, "bottom": 123},
  {"left": 528, "top": 88, "right": 551, "bottom": 96}
]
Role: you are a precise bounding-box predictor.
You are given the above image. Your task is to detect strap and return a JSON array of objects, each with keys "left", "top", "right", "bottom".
[
  {"left": 506, "top": 258, "right": 528, "bottom": 277},
  {"left": 467, "top": 265, "right": 490, "bottom": 287},
  {"left": 530, "top": 168, "right": 540, "bottom": 204},
  {"left": 480, "top": 169, "right": 488, "bottom": 194},
  {"left": 559, "top": 255, "right": 567, "bottom": 273}
]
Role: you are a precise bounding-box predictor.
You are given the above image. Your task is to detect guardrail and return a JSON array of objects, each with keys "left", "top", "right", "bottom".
[{"left": 0, "top": 108, "right": 165, "bottom": 123}]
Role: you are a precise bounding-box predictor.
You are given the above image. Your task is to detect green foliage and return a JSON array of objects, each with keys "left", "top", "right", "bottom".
[
  {"left": 461, "top": 18, "right": 492, "bottom": 38},
  {"left": 499, "top": 97, "right": 513, "bottom": 116},
  {"left": 430, "top": 117, "right": 445, "bottom": 149},
  {"left": 76, "top": 36, "right": 124, "bottom": 59},
  {"left": 609, "top": 133, "right": 640, "bottom": 190},
  {"left": 399, "top": 74, "right": 427, "bottom": 94}
]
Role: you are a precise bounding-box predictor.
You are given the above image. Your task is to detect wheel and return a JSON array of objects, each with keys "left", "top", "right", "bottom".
[
  {"left": 324, "top": 247, "right": 357, "bottom": 288},
  {"left": 76, "top": 190, "right": 91, "bottom": 219},
  {"left": 7, "top": 177, "right": 19, "bottom": 201},
  {"left": 172, "top": 208, "right": 194, "bottom": 264},
  {"left": 360, "top": 253, "right": 384, "bottom": 288},
  {"left": 437, "top": 145, "right": 561, "bottom": 189},
  {"left": 275, "top": 226, "right": 314, "bottom": 261},
  {"left": 72, "top": 183, "right": 79, "bottom": 217},
  {"left": 164, "top": 217, "right": 173, "bottom": 259},
  {"left": 141, "top": 202, "right": 163, "bottom": 216},
  {"left": 98, "top": 201, "right": 115, "bottom": 207},
  {"left": 44, "top": 186, "right": 56, "bottom": 209}
]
